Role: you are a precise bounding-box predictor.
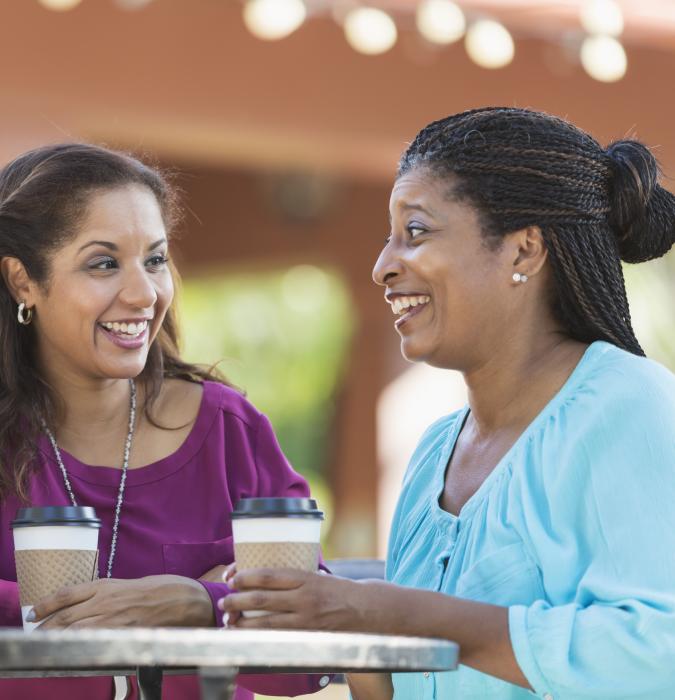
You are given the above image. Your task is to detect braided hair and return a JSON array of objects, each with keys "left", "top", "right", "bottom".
[{"left": 399, "top": 107, "right": 675, "bottom": 356}]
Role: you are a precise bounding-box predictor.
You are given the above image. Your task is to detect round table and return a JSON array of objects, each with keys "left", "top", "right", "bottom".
[{"left": 0, "top": 627, "right": 459, "bottom": 699}]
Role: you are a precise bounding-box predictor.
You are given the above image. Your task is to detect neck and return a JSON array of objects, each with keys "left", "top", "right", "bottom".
[
  {"left": 462, "top": 330, "right": 586, "bottom": 436},
  {"left": 43, "top": 370, "right": 136, "bottom": 446}
]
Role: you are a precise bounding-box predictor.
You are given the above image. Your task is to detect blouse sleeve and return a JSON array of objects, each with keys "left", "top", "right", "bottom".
[
  {"left": 0, "top": 580, "right": 21, "bottom": 626},
  {"left": 509, "top": 372, "right": 675, "bottom": 699}
]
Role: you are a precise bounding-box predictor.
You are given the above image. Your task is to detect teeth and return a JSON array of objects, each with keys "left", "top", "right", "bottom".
[
  {"left": 390, "top": 295, "right": 430, "bottom": 316},
  {"left": 101, "top": 320, "right": 148, "bottom": 336}
]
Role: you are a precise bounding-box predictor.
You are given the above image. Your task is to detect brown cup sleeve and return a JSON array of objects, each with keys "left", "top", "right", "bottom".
[{"left": 15, "top": 549, "right": 100, "bottom": 606}]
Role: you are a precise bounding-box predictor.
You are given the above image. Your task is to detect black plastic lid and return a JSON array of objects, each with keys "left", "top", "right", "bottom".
[
  {"left": 11, "top": 506, "right": 101, "bottom": 529},
  {"left": 232, "top": 497, "right": 324, "bottom": 520}
]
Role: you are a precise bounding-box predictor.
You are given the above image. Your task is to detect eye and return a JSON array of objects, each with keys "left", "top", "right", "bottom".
[
  {"left": 88, "top": 256, "right": 117, "bottom": 271},
  {"left": 407, "top": 223, "right": 428, "bottom": 238},
  {"left": 146, "top": 254, "right": 169, "bottom": 270}
]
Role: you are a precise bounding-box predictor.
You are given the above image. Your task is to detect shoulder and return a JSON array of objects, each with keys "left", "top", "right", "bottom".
[
  {"left": 155, "top": 379, "right": 266, "bottom": 434},
  {"left": 566, "top": 342, "right": 675, "bottom": 428},
  {"left": 533, "top": 343, "right": 675, "bottom": 482},
  {"left": 401, "top": 409, "right": 465, "bottom": 489},
  {"left": 199, "top": 380, "right": 264, "bottom": 429}
]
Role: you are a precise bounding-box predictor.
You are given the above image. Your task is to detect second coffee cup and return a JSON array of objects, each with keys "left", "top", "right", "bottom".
[{"left": 231, "top": 497, "right": 323, "bottom": 617}]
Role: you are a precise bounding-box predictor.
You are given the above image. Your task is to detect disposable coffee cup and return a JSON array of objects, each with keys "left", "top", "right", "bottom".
[
  {"left": 231, "top": 497, "right": 323, "bottom": 617},
  {"left": 11, "top": 506, "right": 101, "bottom": 632}
]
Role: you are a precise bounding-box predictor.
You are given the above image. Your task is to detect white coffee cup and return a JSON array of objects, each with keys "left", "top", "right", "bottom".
[
  {"left": 231, "top": 497, "right": 323, "bottom": 617},
  {"left": 12, "top": 506, "right": 101, "bottom": 632}
]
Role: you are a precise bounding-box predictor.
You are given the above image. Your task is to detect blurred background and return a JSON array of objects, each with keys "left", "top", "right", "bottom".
[{"left": 3, "top": 1, "right": 674, "bottom": 695}]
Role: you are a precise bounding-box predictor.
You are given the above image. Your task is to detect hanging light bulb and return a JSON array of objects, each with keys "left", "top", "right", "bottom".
[
  {"left": 465, "top": 20, "right": 514, "bottom": 69},
  {"left": 416, "top": 0, "right": 466, "bottom": 45},
  {"left": 38, "top": 0, "right": 82, "bottom": 10},
  {"left": 580, "top": 35, "right": 627, "bottom": 82},
  {"left": 243, "top": 0, "right": 307, "bottom": 41},
  {"left": 115, "top": 0, "right": 154, "bottom": 9},
  {"left": 580, "top": 0, "right": 624, "bottom": 37},
  {"left": 343, "top": 7, "right": 398, "bottom": 55}
]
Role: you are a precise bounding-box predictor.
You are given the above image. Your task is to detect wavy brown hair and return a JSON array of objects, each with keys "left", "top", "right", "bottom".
[
  {"left": 0, "top": 143, "right": 228, "bottom": 502},
  {"left": 399, "top": 108, "right": 675, "bottom": 356}
]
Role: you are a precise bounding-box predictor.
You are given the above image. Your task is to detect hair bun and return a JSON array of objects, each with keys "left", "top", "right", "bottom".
[{"left": 606, "top": 139, "right": 675, "bottom": 263}]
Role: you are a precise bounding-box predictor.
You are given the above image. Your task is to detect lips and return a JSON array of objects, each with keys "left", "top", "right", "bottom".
[{"left": 394, "top": 302, "right": 429, "bottom": 329}]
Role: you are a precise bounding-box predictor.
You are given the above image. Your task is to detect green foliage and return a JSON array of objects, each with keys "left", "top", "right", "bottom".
[
  {"left": 177, "top": 265, "right": 353, "bottom": 498},
  {"left": 624, "top": 255, "right": 675, "bottom": 368}
]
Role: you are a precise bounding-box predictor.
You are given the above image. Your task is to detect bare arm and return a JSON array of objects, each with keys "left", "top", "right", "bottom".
[{"left": 219, "top": 571, "right": 530, "bottom": 689}]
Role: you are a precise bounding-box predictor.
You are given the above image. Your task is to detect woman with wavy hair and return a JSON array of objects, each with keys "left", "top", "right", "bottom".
[
  {"left": 220, "top": 108, "right": 675, "bottom": 700},
  {"left": 0, "top": 143, "right": 326, "bottom": 700}
]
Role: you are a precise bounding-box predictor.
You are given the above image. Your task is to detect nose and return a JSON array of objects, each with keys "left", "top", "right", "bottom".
[
  {"left": 119, "top": 264, "right": 158, "bottom": 310},
  {"left": 372, "top": 241, "right": 404, "bottom": 287}
]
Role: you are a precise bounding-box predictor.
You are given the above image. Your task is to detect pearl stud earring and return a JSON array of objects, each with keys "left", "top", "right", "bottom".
[{"left": 512, "top": 273, "right": 528, "bottom": 283}]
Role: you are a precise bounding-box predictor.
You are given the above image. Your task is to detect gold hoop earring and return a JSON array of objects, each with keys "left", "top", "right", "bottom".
[{"left": 17, "top": 301, "right": 33, "bottom": 325}]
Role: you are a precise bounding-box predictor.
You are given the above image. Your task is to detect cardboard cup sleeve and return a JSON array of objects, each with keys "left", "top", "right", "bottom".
[{"left": 15, "top": 549, "right": 99, "bottom": 606}]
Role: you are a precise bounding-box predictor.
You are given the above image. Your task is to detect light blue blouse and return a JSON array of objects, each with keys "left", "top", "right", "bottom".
[{"left": 387, "top": 341, "right": 675, "bottom": 699}]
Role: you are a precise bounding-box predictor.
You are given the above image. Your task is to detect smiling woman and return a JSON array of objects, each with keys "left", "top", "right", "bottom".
[
  {"left": 218, "top": 108, "right": 675, "bottom": 700},
  {"left": 0, "top": 144, "right": 328, "bottom": 700}
]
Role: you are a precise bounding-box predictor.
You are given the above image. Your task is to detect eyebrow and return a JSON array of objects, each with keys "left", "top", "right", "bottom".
[
  {"left": 77, "top": 238, "right": 167, "bottom": 254},
  {"left": 388, "top": 202, "right": 437, "bottom": 222}
]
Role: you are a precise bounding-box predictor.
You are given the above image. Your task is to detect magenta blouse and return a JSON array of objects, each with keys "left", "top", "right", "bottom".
[{"left": 0, "top": 381, "right": 329, "bottom": 699}]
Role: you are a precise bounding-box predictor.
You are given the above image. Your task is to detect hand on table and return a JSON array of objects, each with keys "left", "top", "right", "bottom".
[
  {"left": 30, "top": 575, "right": 214, "bottom": 629},
  {"left": 217, "top": 567, "right": 395, "bottom": 632}
]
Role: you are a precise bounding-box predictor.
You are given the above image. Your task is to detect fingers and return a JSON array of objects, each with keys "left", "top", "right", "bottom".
[
  {"left": 221, "top": 563, "right": 237, "bottom": 584},
  {"left": 219, "top": 588, "right": 297, "bottom": 616},
  {"left": 230, "top": 611, "right": 303, "bottom": 630},
  {"left": 39, "top": 615, "right": 104, "bottom": 631},
  {"left": 230, "top": 568, "right": 309, "bottom": 591},
  {"left": 30, "top": 581, "right": 99, "bottom": 622},
  {"left": 37, "top": 602, "right": 97, "bottom": 629}
]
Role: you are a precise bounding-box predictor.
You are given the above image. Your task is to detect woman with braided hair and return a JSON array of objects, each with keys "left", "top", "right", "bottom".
[{"left": 220, "top": 108, "right": 675, "bottom": 699}]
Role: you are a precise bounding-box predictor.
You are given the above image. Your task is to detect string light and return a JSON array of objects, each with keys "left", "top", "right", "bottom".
[
  {"left": 38, "top": 0, "right": 82, "bottom": 10},
  {"left": 465, "top": 19, "right": 514, "bottom": 69},
  {"left": 580, "top": 0, "right": 624, "bottom": 37},
  {"left": 416, "top": 0, "right": 466, "bottom": 45},
  {"left": 343, "top": 7, "right": 398, "bottom": 55},
  {"left": 115, "top": 0, "right": 154, "bottom": 9},
  {"left": 580, "top": 35, "right": 627, "bottom": 82},
  {"left": 243, "top": 0, "right": 307, "bottom": 41},
  {"left": 35, "top": 0, "right": 630, "bottom": 83}
]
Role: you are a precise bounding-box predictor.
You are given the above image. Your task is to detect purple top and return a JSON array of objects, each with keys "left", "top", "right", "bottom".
[{"left": 0, "top": 381, "right": 329, "bottom": 699}]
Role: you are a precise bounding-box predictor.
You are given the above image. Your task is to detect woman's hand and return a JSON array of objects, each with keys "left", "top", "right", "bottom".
[
  {"left": 217, "top": 567, "right": 395, "bottom": 632},
  {"left": 30, "top": 575, "right": 214, "bottom": 629}
]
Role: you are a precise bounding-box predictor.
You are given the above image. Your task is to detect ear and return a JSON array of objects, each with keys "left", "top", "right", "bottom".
[
  {"left": 506, "top": 225, "right": 548, "bottom": 278},
  {"left": 0, "top": 257, "right": 38, "bottom": 306}
]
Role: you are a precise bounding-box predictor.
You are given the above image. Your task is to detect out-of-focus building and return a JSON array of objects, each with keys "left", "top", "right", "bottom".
[{"left": 3, "top": 0, "right": 675, "bottom": 556}]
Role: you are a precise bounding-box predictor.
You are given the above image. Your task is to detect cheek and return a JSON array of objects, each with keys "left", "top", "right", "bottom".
[{"left": 157, "top": 275, "right": 174, "bottom": 313}]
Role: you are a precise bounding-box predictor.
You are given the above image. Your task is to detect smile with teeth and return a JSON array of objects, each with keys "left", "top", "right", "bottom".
[
  {"left": 391, "top": 295, "right": 431, "bottom": 316},
  {"left": 100, "top": 320, "right": 149, "bottom": 337}
]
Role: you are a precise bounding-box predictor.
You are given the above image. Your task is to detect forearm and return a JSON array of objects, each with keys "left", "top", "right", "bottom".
[
  {"left": 356, "top": 581, "right": 530, "bottom": 689},
  {"left": 347, "top": 672, "right": 393, "bottom": 700}
]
